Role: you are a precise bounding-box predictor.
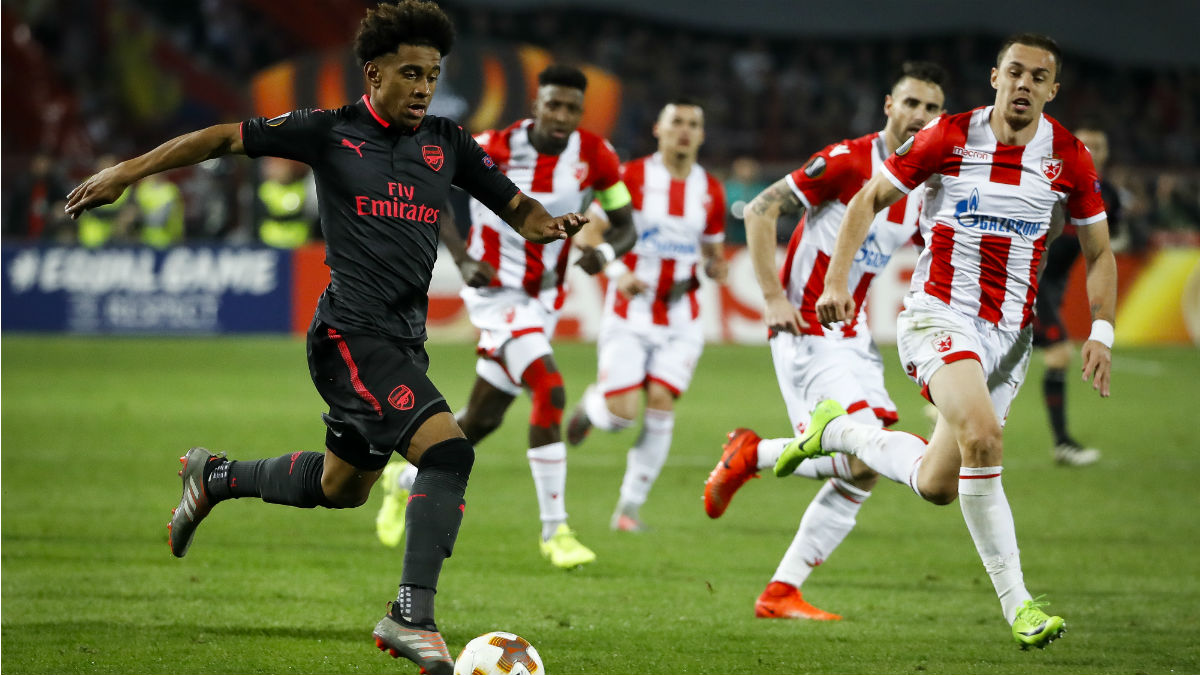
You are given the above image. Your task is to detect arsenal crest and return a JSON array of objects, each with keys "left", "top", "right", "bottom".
[
  {"left": 1041, "top": 156, "right": 1063, "bottom": 181},
  {"left": 422, "top": 145, "right": 444, "bottom": 171}
]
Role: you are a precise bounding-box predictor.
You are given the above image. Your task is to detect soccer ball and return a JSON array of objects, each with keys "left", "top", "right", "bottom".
[{"left": 453, "top": 631, "right": 544, "bottom": 675}]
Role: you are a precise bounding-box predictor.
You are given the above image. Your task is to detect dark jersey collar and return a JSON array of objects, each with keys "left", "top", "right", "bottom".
[{"left": 359, "top": 95, "right": 422, "bottom": 135}]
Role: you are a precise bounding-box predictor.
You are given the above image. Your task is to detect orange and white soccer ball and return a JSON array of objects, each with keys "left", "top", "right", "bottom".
[{"left": 453, "top": 631, "right": 544, "bottom": 675}]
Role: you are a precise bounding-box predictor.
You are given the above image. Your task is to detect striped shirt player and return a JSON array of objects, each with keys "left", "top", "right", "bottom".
[
  {"left": 702, "top": 61, "right": 949, "bottom": 623},
  {"left": 597, "top": 150, "right": 725, "bottom": 400},
  {"left": 797, "top": 36, "right": 1118, "bottom": 648},
  {"left": 438, "top": 64, "right": 636, "bottom": 571},
  {"left": 566, "top": 100, "right": 727, "bottom": 533}
]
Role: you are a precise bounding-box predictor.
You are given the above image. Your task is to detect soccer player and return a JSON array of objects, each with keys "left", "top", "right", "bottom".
[
  {"left": 64, "top": 3, "right": 588, "bottom": 673},
  {"left": 778, "top": 33, "right": 1117, "bottom": 649},
  {"left": 1033, "top": 123, "right": 1121, "bottom": 466},
  {"left": 702, "top": 62, "right": 947, "bottom": 619},
  {"left": 376, "top": 65, "right": 636, "bottom": 569},
  {"left": 565, "top": 98, "right": 728, "bottom": 532}
]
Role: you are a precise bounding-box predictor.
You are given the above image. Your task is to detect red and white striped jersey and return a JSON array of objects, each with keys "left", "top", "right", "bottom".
[
  {"left": 466, "top": 119, "right": 622, "bottom": 309},
  {"left": 780, "top": 131, "right": 922, "bottom": 339},
  {"left": 884, "top": 107, "right": 1106, "bottom": 330},
  {"left": 608, "top": 152, "right": 725, "bottom": 327}
]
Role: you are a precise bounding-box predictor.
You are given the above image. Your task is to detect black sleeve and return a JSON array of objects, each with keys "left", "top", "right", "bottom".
[
  {"left": 241, "top": 108, "right": 333, "bottom": 165},
  {"left": 448, "top": 124, "right": 520, "bottom": 215}
]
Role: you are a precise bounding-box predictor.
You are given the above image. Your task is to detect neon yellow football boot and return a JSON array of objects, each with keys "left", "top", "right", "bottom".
[{"left": 774, "top": 399, "right": 846, "bottom": 477}]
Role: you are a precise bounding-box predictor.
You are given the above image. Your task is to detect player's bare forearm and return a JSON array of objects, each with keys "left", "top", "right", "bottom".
[
  {"left": 702, "top": 241, "right": 728, "bottom": 283},
  {"left": 1078, "top": 218, "right": 1118, "bottom": 324},
  {"left": 826, "top": 175, "right": 901, "bottom": 286},
  {"left": 601, "top": 204, "right": 637, "bottom": 257},
  {"left": 502, "top": 193, "right": 586, "bottom": 245},
  {"left": 745, "top": 179, "right": 801, "bottom": 301},
  {"left": 66, "top": 124, "right": 244, "bottom": 217}
]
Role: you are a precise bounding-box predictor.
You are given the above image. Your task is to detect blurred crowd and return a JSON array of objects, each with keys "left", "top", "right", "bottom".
[{"left": 3, "top": 0, "right": 1196, "bottom": 252}]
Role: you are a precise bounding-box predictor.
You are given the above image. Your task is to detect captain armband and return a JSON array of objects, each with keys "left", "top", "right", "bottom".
[{"left": 594, "top": 181, "right": 632, "bottom": 211}]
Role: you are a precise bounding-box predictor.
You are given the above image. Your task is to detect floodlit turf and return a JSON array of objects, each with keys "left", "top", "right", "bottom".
[{"left": 3, "top": 335, "right": 1199, "bottom": 674}]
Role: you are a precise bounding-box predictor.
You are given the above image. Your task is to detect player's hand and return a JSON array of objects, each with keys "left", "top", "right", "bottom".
[
  {"left": 552, "top": 212, "right": 589, "bottom": 240},
  {"left": 616, "top": 272, "right": 648, "bottom": 298},
  {"left": 574, "top": 245, "right": 607, "bottom": 275},
  {"left": 458, "top": 259, "right": 496, "bottom": 288},
  {"left": 815, "top": 287, "right": 854, "bottom": 326},
  {"left": 764, "top": 293, "right": 806, "bottom": 336},
  {"left": 1080, "top": 340, "right": 1112, "bottom": 398},
  {"left": 704, "top": 256, "right": 728, "bottom": 284},
  {"left": 64, "top": 166, "right": 133, "bottom": 219}
]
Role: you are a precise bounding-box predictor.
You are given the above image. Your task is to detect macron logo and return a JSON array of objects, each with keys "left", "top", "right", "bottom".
[{"left": 341, "top": 138, "right": 366, "bottom": 157}]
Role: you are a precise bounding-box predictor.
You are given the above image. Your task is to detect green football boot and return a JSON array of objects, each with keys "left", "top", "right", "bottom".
[
  {"left": 774, "top": 399, "right": 847, "bottom": 477},
  {"left": 1011, "top": 597, "right": 1066, "bottom": 649}
]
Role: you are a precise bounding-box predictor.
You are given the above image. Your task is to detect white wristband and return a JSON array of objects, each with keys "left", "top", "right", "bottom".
[
  {"left": 604, "top": 260, "right": 629, "bottom": 280},
  {"left": 595, "top": 242, "right": 615, "bottom": 266},
  {"left": 1088, "top": 319, "right": 1114, "bottom": 349}
]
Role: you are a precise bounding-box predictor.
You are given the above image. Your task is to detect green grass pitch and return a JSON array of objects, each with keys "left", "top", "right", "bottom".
[{"left": 3, "top": 336, "right": 1198, "bottom": 674}]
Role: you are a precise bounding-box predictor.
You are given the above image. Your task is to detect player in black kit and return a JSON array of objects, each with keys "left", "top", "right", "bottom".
[{"left": 63, "top": 3, "right": 586, "bottom": 673}]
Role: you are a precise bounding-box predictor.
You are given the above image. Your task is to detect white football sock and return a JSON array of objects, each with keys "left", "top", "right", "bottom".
[
  {"left": 396, "top": 463, "right": 418, "bottom": 491},
  {"left": 958, "top": 466, "right": 1032, "bottom": 624},
  {"left": 772, "top": 478, "right": 871, "bottom": 588},
  {"left": 527, "top": 442, "right": 568, "bottom": 539},
  {"left": 758, "top": 436, "right": 851, "bottom": 480},
  {"left": 618, "top": 409, "right": 674, "bottom": 507},
  {"left": 823, "top": 416, "right": 926, "bottom": 496},
  {"left": 584, "top": 385, "right": 635, "bottom": 432}
]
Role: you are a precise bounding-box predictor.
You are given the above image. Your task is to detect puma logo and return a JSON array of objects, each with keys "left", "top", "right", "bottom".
[{"left": 341, "top": 138, "right": 366, "bottom": 157}]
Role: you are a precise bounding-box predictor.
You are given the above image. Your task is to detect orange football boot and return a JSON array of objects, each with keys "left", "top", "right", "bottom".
[
  {"left": 754, "top": 581, "right": 842, "bottom": 621},
  {"left": 704, "top": 428, "right": 761, "bottom": 519}
]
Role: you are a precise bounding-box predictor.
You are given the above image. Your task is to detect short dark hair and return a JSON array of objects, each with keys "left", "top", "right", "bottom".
[
  {"left": 353, "top": 1, "right": 455, "bottom": 66},
  {"left": 996, "top": 33, "right": 1063, "bottom": 81},
  {"left": 538, "top": 65, "right": 588, "bottom": 92},
  {"left": 893, "top": 61, "right": 948, "bottom": 89},
  {"left": 664, "top": 95, "right": 705, "bottom": 111}
]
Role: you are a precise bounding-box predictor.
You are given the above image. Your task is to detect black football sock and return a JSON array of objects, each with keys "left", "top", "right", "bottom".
[
  {"left": 399, "top": 438, "right": 474, "bottom": 593},
  {"left": 207, "top": 452, "right": 335, "bottom": 507},
  {"left": 1043, "top": 367, "right": 1071, "bottom": 445},
  {"left": 389, "top": 584, "right": 437, "bottom": 631}
]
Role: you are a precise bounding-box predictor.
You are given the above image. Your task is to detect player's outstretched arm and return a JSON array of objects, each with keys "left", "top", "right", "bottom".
[
  {"left": 500, "top": 192, "right": 587, "bottom": 245},
  {"left": 745, "top": 178, "right": 806, "bottom": 334},
  {"left": 576, "top": 203, "right": 635, "bottom": 275},
  {"left": 1077, "top": 218, "right": 1117, "bottom": 398},
  {"left": 817, "top": 173, "right": 904, "bottom": 325},
  {"left": 65, "top": 123, "right": 244, "bottom": 219}
]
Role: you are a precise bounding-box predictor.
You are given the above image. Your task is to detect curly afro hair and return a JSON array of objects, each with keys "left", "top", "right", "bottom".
[{"left": 354, "top": 1, "right": 455, "bottom": 66}]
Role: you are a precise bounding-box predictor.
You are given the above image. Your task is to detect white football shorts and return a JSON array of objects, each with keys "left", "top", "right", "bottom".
[
  {"left": 595, "top": 318, "right": 704, "bottom": 398},
  {"left": 896, "top": 292, "right": 1032, "bottom": 426},
  {"left": 769, "top": 330, "right": 898, "bottom": 435},
  {"left": 461, "top": 286, "right": 559, "bottom": 396}
]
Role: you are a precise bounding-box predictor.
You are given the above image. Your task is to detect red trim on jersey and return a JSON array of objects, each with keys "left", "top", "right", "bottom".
[
  {"left": 511, "top": 327, "right": 544, "bottom": 339},
  {"left": 800, "top": 250, "right": 829, "bottom": 336},
  {"left": 521, "top": 241, "right": 546, "bottom": 297},
  {"left": 652, "top": 258, "right": 676, "bottom": 325},
  {"left": 1021, "top": 234, "right": 1049, "bottom": 327},
  {"left": 988, "top": 144, "right": 1025, "bottom": 185},
  {"left": 942, "top": 351, "right": 981, "bottom": 365},
  {"left": 327, "top": 328, "right": 382, "bottom": 415},
  {"left": 531, "top": 153, "right": 559, "bottom": 193},
  {"left": 623, "top": 158, "right": 646, "bottom": 210},
  {"left": 361, "top": 95, "right": 390, "bottom": 128},
  {"left": 646, "top": 376, "right": 681, "bottom": 397},
  {"left": 841, "top": 272, "right": 876, "bottom": 337},
  {"left": 960, "top": 472, "right": 1002, "bottom": 480},
  {"left": 479, "top": 226, "right": 503, "bottom": 288},
  {"left": 704, "top": 172, "right": 727, "bottom": 236},
  {"left": 924, "top": 223, "right": 956, "bottom": 303},
  {"left": 885, "top": 194, "right": 909, "bottom": 223},
  {"left": 976, "top": 234, "right": 1012, "bottom": 324},
  {"left": 613, "top": 253, "right": 637, "bottom": 319},
  {"left": 668, "top": 179, "right": 686, "bottom": 217}
]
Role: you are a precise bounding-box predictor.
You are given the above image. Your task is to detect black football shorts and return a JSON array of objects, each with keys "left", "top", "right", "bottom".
[
  {"left": 307, "top": 319, "right": 451, "bottom": 470},
  {"left": 1033, "top": 235, "right": 1082, "bottom": 348}
]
